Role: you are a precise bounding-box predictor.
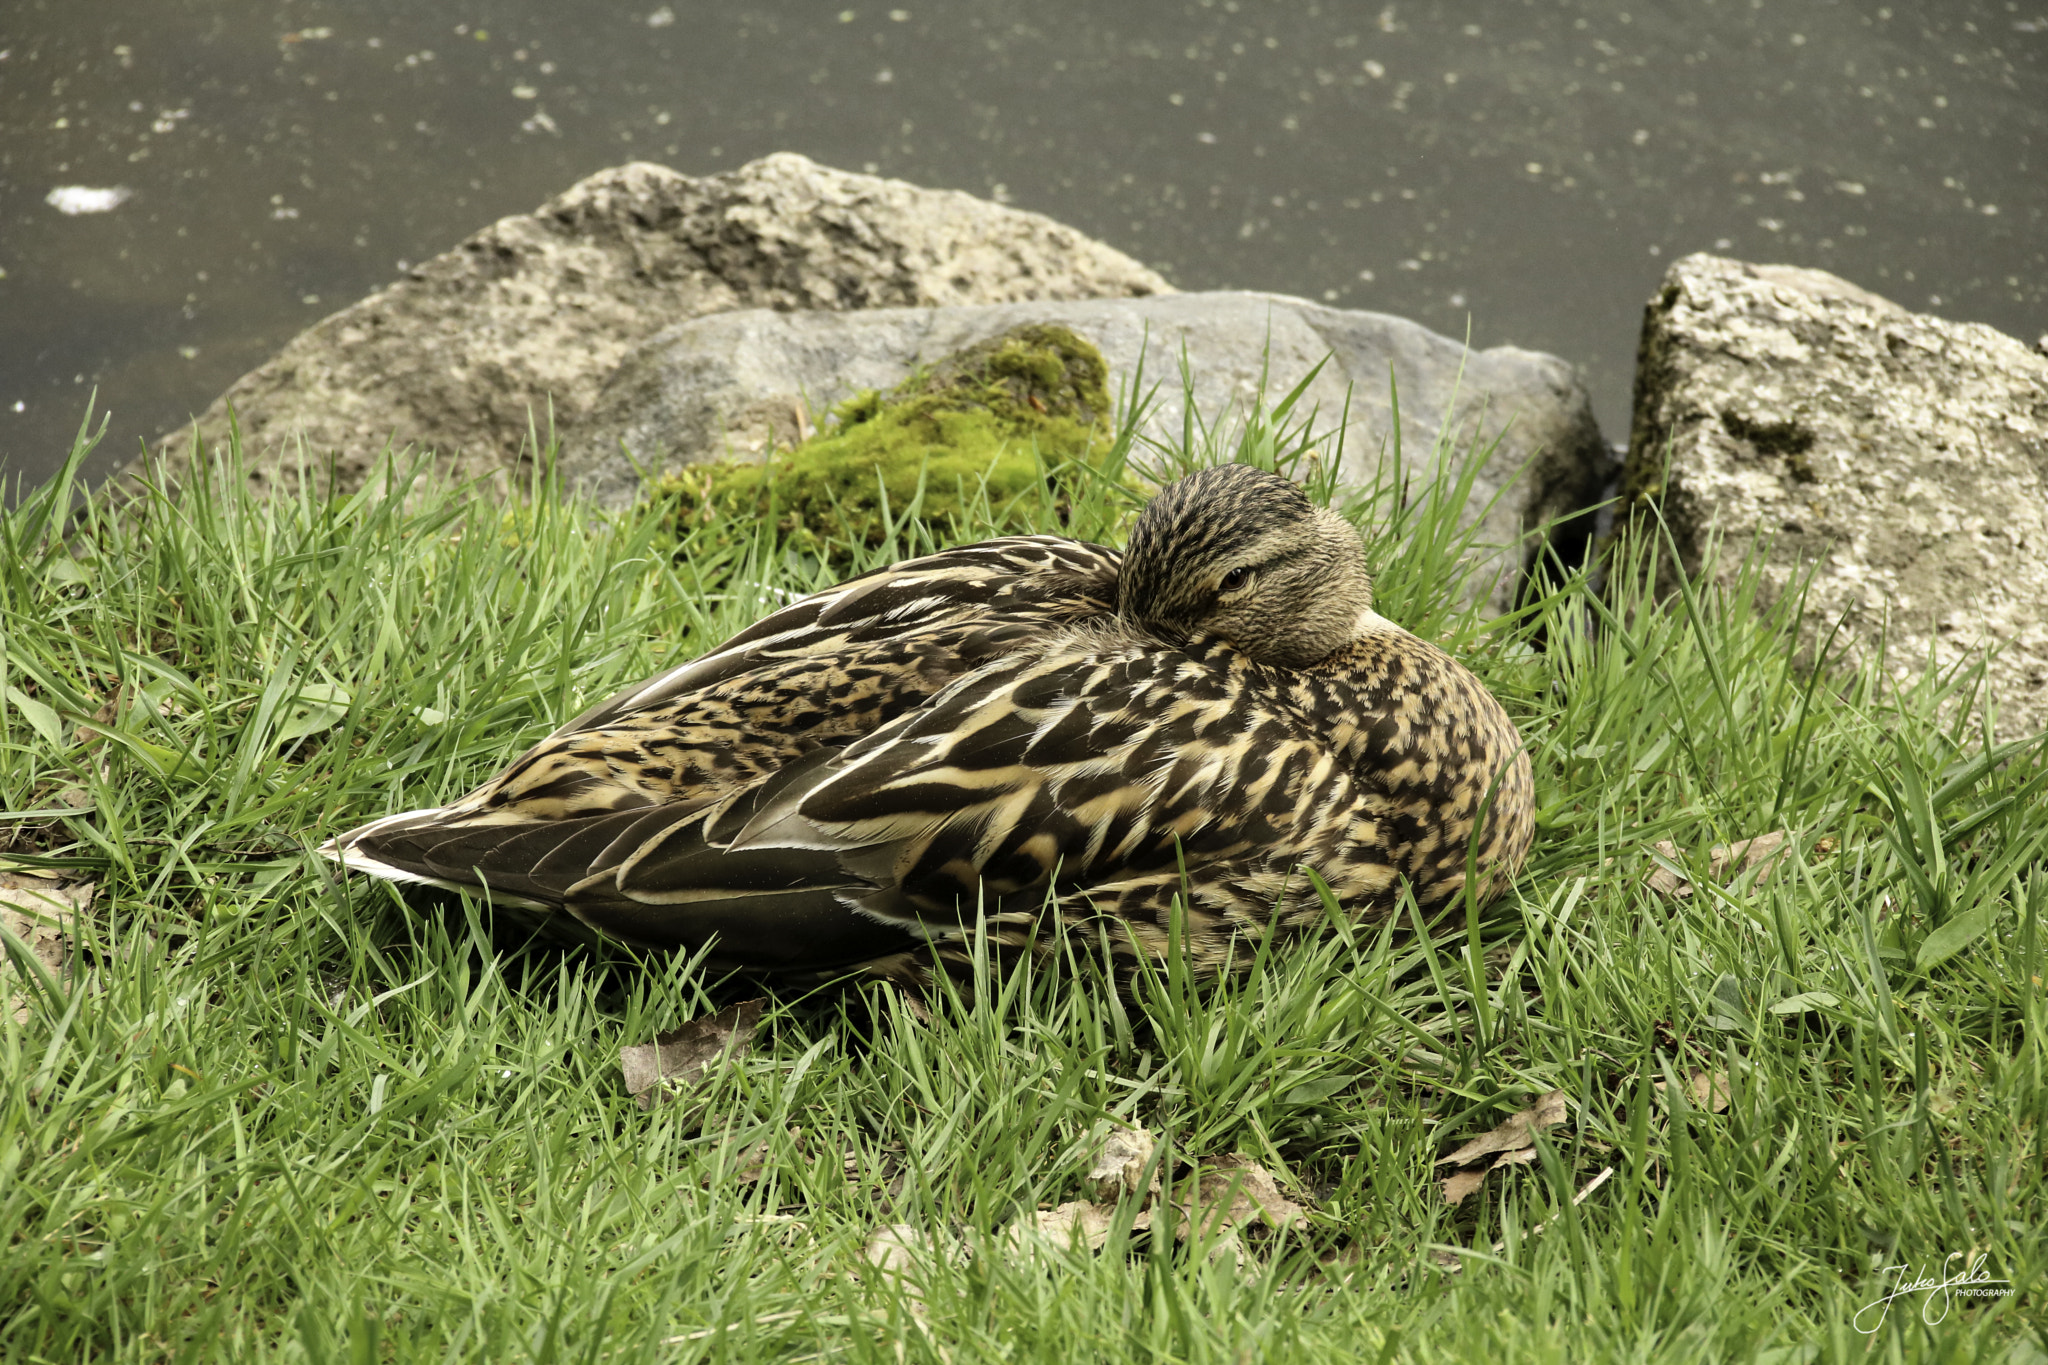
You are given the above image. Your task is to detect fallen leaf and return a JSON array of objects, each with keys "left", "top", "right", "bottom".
[
  {"left": 1, "top": 880, "right": 90, "bottom": 1023},
  {"left": 1436, "top": 1089, "right": 1569, "bottom": 1167},
  {"left": 75, "top": 690, "right": 124, "bottom": 748},
  {"left": 862, "top": 1223, "right": 932, "bottom": 1278},
  {"left": 859, "top": 1223, "right": 958, "bottom": 1321},
  {"left": 1646, "top": 831, "right": 1800, "bottom": 899},
  {"left": 1714, "top": 830, "right": 1793, "bottom": 880},
  {"left": 1441, "top": 1138, "right": 1544, "bottom": 1207},
  {"left": 1645, "top": 841, "right": 1691, "bottom": 897},
  {"left": 1086, "top": 1124, "right": 1158, "bottom": 1203},
  {"left": 729, "top": 1139, "right": 770, "bottom": 1185},
  {"left": 1441, "top": 1167, "right": 1488, "bottom": 1207},
  {"left": 1656, "top": 1069, "right": 1732, "bottom": 1113},
  {"left": 619, "top": 998, "right": 765, "bottom": 1111},
  {"left": 860, "top": 1219, "right": 933, "bottom": 1301},
  {"left": 1172, "top": 1155, "right": 1307, "bottom": 1239},
  {"left": 1003, "top": 1200, "right": 1120, "bottom": 1255}
]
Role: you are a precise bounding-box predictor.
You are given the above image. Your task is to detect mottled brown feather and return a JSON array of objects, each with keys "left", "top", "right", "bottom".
[{"left": 322, "top": 467, "right": 1533, "bottom": 982}]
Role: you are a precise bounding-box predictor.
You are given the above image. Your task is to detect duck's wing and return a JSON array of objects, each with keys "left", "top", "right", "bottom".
[
  {"left": 424, "top": 535, "right": 1120, "bottom": 823},
  {"left": 322, "top": 536, "right": 1122, "bottom": 950},
  {"left": 325, "top": 747, "right": 927, "bottom": 972},
  {"left": 548, "top": 631, "right": 1346, "bottom": 962},
  {"left": 549, "top": 535, "right": 1120, "bottom": 737}
]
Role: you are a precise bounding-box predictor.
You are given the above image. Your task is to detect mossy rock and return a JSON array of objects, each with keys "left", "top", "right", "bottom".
[{"left": 653, "top": 323, "right": 1114, "bottom": 557}]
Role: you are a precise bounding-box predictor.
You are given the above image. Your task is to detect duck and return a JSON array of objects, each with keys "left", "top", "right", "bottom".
[{"left": 321, "top": 463, "right": 1534, "bottom": 984}]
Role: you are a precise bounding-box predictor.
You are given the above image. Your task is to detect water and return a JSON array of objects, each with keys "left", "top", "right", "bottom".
[{"left": 3, "top": 0, "right": 2043, "bottom": 492}]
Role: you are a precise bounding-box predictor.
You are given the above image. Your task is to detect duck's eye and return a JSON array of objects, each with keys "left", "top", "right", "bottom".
[{"left": 1219, "top": 566, "right": 1251, "bottom": 594}]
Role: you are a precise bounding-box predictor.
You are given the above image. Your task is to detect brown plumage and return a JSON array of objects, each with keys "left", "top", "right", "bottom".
[{"left": 321, "top": 464, "right": 1534, "bottom": 983}]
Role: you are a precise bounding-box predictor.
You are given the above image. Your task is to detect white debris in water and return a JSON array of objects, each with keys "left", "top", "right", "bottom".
[
  {"left": 46, "top": 185, "right": 132, "bottom": 215},
  {"left": 646, "top": 6, "right": 675, "bottom": 25}
]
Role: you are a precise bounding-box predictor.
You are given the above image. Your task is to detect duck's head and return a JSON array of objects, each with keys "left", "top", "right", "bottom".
[{"left": 1117, "top": 463, "right": 1377, "bottom": 668}]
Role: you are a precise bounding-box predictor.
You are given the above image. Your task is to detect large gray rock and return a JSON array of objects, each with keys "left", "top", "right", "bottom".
[
  {"left": 140, "top": 154, "right": 1171, "bottom": 495},
  {"left": 561, "top": 291, "right": 1611, "bottom": 610},
  {"left": 1623, "top": 253, "right": 2048, "bottom": 735}
]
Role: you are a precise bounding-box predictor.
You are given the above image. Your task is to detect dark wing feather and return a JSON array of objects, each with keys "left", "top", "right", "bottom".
[
  {"left": 327, "top": 535, "right": 1121, "bottom": 965},
  {"left": 566, "top": 628, "right": 1339, "bottom": 954}
]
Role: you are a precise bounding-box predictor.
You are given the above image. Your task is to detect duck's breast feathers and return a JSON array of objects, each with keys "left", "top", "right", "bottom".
[
  {"left": 549, "top": 535, "right": 1120, "bottom": 738},
  {"left": 1293, "top": 627, "right": 1535, "bottom": 896}
]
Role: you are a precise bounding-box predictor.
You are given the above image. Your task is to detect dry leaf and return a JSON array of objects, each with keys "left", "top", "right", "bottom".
[
  {"left": 1436, "top": 1089, "right": 1569, "bottom": 1167},
  {"left": 1656, "top": 1069, "right": 1732, "bottom": 1113},
  {"left": 1646, "top": 831, "right": 1799, "bottom": 899},
  {"left": 1645, "top": 841, "right": 1692, "bottom": 898},
  {"left": 2, "top": 880, "right": 90, "bottom": 1023},
  {"left": 1714, "top": 831, "right": 1793, "bottom": 880},
  {"left": 862, "top": 1223, "right": 932, "bottom": 1278},
  {"left": 859, "top": 1223, "right": 956, "bottom": 1321},
  {"left": 1444, "top": 1143, "right": 1545, "bottom": 1204},
  {"left": 619, "top": 998, "right": 765, "bottom": 1111},
  {"left": 1003, "top": 1200, "right": 1120, "bottom": 1255},
  {"left": 1198, "top": 1226, "right": 1246, "bottom": 1268},
  {"left": 1086, "top": 1124, "right": 1158, "bottom": 1203},
  {"left": 1441, "top": 1167, "right": 1488, "bottom": 1207},
  {"left": 1172, "top": 1155, "right": 1307, "bottom": 1239},
  {"left": 730, "top": 1139, "right": 770, "bottom": 1186},
  {"left": 75, "top": 690, "right": 123, "bottom": 748}
]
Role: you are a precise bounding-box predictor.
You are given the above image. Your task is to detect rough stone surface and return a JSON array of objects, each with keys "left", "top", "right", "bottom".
[
  {"left": 1624, "top": 252, "right": 2048, "bottom": 734},
  {"left": 562, "top": 291, "right": 1612, "bottom": 610},
  {"left": 138, "top": 153, "right": 1171, "bottom": 494}
]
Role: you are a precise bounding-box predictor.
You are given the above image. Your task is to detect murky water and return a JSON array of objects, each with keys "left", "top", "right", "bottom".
[{"left": 3, "top": 0, "right": 2042, "bottom": 491}]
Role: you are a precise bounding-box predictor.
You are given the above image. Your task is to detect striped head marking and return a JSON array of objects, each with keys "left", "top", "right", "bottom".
[{"left": 1118, "top": 463, "right": 1375, "bottom": 669}]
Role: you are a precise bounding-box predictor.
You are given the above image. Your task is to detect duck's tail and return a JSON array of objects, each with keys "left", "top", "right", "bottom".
[{"left": 318, "top": 790, "right": 928, "bottom": 972}]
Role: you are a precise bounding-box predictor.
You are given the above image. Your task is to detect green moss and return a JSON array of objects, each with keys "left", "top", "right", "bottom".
[{"left": 654, "top": 324, "right": 1115, "bottom": 558}]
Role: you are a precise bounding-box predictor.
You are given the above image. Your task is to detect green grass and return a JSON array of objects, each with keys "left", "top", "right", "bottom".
[{"left": 1, "top": 383, "right": 2043, "bottom": 1365}]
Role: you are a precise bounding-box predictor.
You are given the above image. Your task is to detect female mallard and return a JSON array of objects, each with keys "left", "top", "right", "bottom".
[{"left": 323, "top": 463, "right": 1533, "bottom": 981}]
